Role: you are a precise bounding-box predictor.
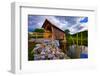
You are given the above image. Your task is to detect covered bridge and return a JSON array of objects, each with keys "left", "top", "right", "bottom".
[{"left": 42, "top": 19, "right": 66, "bottom": 40}]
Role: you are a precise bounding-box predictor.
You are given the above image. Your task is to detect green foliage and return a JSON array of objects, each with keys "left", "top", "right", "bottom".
[
  {"left": 34, "top": 28, "right": 45, "bottom": 33},
  {"left": 64, "top": 29, "right": 70, "bottom": 35},
  {"left": 65, "top": 30, "right": 88, "bottom": 46},
  {"left": 71, "top": 31, "right": 88, "bottom": 38},
  {"left": 28, "top": 42, "right": 36, "bottom": 60}
]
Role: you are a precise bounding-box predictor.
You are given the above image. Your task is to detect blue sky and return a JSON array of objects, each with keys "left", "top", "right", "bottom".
[{"left": 28, "top": 15, "right": 88, "bottom": 34}]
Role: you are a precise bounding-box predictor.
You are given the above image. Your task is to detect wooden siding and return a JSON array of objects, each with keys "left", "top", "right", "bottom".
[{"left": 42, "top": 19, "right": 65, "bottom": 40}]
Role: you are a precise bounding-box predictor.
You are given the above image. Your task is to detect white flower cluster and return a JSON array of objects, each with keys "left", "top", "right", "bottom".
[{"left": 32, "top": 40, "right": 69, "bottom": 60}]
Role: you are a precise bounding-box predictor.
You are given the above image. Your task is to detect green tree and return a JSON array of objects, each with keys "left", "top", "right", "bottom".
[
  {"left": 34, "top": 28, "right": 45, "bottom": 33},
  {"left": 65, "top": 29, "right": 75, "bottom": 45},
  {"left": 65, "top": 29, "right": 70, "bottom": 35},
  {"left": 64, "top": 29, "right": 70, "bottom": 52}
]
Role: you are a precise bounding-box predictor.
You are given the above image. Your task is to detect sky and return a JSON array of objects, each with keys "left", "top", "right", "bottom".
[{"left": 28, "top": 15, "right": 88, "bottom": 34}]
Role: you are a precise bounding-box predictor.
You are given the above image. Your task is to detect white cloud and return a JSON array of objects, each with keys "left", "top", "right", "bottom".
[
  {"left": 45, "top": 16, "right": 69, "bottom": 30},
  {"left": 28, "top": 15, "right": 88, "bottom": 34},
  {"left": 45, "top": 16, "right": 88, "bottom": 34}
]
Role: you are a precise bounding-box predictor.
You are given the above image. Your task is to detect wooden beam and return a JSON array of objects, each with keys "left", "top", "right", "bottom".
[{"left": 51, "top": 26, "right": 54, "bottom": 40}]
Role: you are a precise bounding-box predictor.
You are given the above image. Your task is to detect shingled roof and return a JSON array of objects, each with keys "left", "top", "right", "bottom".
[{"left": 42, "top": 19, "right": 65, "bottom": 33}]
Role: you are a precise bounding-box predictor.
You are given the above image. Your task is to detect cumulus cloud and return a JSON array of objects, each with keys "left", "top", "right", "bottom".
[{"left": 28, "top": 15, "right": 88, "bottom": 34}]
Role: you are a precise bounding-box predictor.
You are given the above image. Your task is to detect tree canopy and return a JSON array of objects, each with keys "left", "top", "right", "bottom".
[
  {"left": 64, "top": 29, "right": 70, "bottom": 35},
  {"left": 34, "top": 28, "right": 45, "bottom": 33}
]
